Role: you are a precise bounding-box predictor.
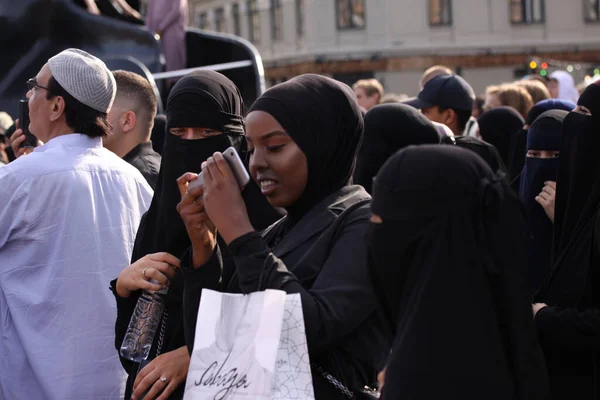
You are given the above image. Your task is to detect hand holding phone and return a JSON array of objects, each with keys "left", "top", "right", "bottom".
[
  {"left": 18, "top": 100, "right": 38, "bottom": 148},
  {"left": 189, "top": 147, "right": 250, "bottom": 192}
]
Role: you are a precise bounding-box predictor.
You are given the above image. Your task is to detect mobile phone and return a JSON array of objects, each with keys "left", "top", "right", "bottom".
[
  {"left": 189, "top": 147, "right": 251, "bottom": 192},
  {"left": 19, "top": 100, "right": 38, "bottom": 148}
]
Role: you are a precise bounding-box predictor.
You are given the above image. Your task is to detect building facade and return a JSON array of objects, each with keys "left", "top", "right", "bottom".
[{"left": 186, "top": 0, "right": 600, "bottom": 96}]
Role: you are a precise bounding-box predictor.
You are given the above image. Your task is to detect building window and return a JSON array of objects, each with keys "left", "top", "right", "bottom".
[
  {"left": 296, "top": 0, "right": 304, "bottom": 38},
  {"left": 232, "top": 3, "right": 241, "bottom": 36},
  {"left": 336, "top": 0, "right": 366, "bottom": 30},
  {"left": 214, "top": 8, "right": 225, "bottom": 32},
  {"left": 510, "top": 0, "right": 545, "bottom": 24},
  {"left": 585, "top": 0, "right": 600, "bottom": 21},
  {"left": 270, "top": 0, "right": 283, "bottom": 41},
  {"left": 247, "top": 0, "right": 261, "bottom": 43},
  {"left": 429, "top": 0, "right": 452, "bottom": 26},
  {"left": 197, "top": 12, "right": 209, "bottom": 30}
]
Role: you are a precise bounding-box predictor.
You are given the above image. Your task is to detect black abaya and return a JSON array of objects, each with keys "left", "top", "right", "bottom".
[{"left": 370, "top": 145, "right": 549, "bottom": 400}]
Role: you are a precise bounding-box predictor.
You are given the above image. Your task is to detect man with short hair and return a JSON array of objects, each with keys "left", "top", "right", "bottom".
[
  {"left": 405, "top": 74, "right": 476, "bottom": 137},
  {"left": 353, "top": 78, "right": 384, "bottom": 111},
  {"left": 419, "top": 64, "right": 453, "bottom": 90},
  {"left": 0, "top": 49, "right": 153, "bottom": 399},
  {"left": 105, "top": 70, "right": 161, "bottom": 188}
]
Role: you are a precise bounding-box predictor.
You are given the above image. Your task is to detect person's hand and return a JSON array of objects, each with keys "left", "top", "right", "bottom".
[
  {"left": 536, "top": 181, "right": 556, "bottom": 223},
  {"left": 10, "top": 119, "right": 35, "bottom": 159},
  {"left": 176, "top": 173, "right": 218, "bottom": 268},
  {"left": 202, "top": 152, "right": 254, "bottom": 244},
  {"left": 115, "top": 252, "right": 180, "bottom": 298},
  {"left": 85, "top": 0, "right": 101, "bottom": 15},
  {"left": 131, "top": 346, "right": 190, "bottom": 400},
  {"left": 532, "top": 303, "right": 548, "bottom": 318},
  {"left": 377, "top": 368, "right": 386, "bottom": 392}
]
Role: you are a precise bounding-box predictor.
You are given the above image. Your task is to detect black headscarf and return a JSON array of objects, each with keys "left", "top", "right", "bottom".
[
  {"left": 478, "top": 106, "right": 524, "bottom": 168},
  {"left": 537, "top": 82, "right": 600, "bottom": 305},
  {"left": 509, "top": 99, "right": 576, "bottom": 185},
  {"left": 131, "top": 70, "right": 249, "bottom": 263},
  {"left": 519, "top": 110, "right": 566, "bottom": 294},
  {"left": 248, "top": 74, "right": 363, "bottom": 219},
  {"left": 369, "top": 145, "right": 548, "bottom": 399},
  {"left": 353, "top": 103, "right": 440, "bottom": 194},
  {"left": 441, "top": 135, "right": 507, "bottom": 175}
]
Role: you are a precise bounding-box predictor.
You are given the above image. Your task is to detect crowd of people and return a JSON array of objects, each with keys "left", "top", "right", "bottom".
[{"left": 1, "top": 47, "right": 600, "bottom": 400}]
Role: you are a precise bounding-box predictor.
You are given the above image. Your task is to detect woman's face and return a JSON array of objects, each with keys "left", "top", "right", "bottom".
[
  {"left": 169, "top": 127, "right": 222, "bottom": 140},
  {"left": 245, "top": 111, "right": 308, "bottom": 209},
  {"left": 526, "top": 150, "right": 559, "bottom": 159},
  {"left": 548, "top": 80, "right": 559, "bottom": 99}
]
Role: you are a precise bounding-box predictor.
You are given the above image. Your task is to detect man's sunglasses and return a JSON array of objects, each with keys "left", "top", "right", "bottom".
[{"left": 26, "top": 78, "right": 48, "bottom": 91}]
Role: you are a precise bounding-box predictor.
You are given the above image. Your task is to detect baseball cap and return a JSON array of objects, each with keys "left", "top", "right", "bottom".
[{"left": 404, "top": 74, "right": 475, "bottom": 112}]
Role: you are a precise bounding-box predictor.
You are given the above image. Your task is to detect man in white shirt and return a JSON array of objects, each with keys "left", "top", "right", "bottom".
[{"left": 0, "top": 49, "right": 153, "bottom": 400}]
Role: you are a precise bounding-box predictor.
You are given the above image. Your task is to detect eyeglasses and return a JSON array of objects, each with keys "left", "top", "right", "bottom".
[{"left": 26, "top": 78, "right": 48, "bottom": 92}]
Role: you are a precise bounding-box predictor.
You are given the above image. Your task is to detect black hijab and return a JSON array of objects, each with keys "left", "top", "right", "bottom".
[
  {"left": 478, "top": 106, "right": 524, "bottom": 168},
  {"left": 248, "top": 74, "right": 363, "bottom": 219},
  {"left": 131, "top": 70, "right": 249, "bottom": 263},
  {"left": 369, "top": 145, "right": 548, "bottom": 399},
  {"left": 353, "top": 103, "right": 440, "bottom": 194},
  {"left": 537, "top": 82, "right": 600, "bottom": 305},
  {"left": 519, "top": 110, "right": 566, "bottom": 294},
  {"left": 509, "top": 99, "right": 576, "bottom": 185}
]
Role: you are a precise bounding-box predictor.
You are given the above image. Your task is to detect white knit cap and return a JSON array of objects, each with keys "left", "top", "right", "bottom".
[{"left": 47, "top": 48, "right": 116, "bottom": 113}]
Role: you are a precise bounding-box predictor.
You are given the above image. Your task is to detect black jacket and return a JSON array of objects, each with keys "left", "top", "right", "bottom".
[
  {"left": 123, "top": 142, "right": 162, "bottom": 189},
  {"left": 181, "top": 186, "right": 391, "bottom": 399}
]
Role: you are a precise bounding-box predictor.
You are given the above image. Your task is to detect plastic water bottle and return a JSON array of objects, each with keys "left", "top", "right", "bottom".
[{"left": 120, "top": 285, "right": 168, "bottom": 363}]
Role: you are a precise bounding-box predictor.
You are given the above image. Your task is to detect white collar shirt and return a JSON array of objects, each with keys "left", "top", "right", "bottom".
[{"left": 0, "top": 134, "right": 153, "bottom": 399}]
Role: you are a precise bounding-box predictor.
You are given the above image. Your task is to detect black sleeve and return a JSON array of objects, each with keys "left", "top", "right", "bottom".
[
  {"left": 110, "top": 279, "right": 141, "bottom": 372},
  {"left": 228, "top": 211, "right": 376, "bottom": 357},
  {"left": 181, "top": 246, "right": 223, "bottom": 353},
  {"left": 534, "top": 306, "right": 600, "bottom": 352}
]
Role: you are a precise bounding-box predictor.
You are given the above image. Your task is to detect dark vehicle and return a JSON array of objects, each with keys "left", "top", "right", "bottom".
[{"left": 0, "top": 0, "right": 265, "bottom": 118}]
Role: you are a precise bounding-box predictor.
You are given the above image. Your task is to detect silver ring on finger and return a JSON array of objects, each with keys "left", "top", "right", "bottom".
[
  {"left": 143, "top": 268, "right": 149, "bottom": 279},
  {"left": 159, "top": 376, "right": 168, "bottom": 383}
]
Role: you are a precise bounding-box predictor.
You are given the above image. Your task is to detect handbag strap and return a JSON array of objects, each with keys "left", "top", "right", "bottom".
[
  {"left": 155, "top": 310, "right": 169, "bottom": 357},
  {"left": 312, "top": 363, "right": 356, "bottom": 399}
]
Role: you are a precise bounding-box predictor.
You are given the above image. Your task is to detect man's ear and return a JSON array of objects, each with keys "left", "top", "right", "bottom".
[
  {"left": 443, "top": 108, "right": 457, "bottom": 128},
  {"left": 49, "top": 96, "right": 66, "bottom": 122},
  {"left": 121, "top": 110, "right": 137, "bottom": 134}
]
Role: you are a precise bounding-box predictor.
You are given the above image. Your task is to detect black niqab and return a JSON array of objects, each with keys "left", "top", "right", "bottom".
[
  {"left": 353, "top": 103, "right": 440, "bottom": 193},
  {"left": 519, "top": 110, "right": 566, "bottom": 294},
  {"left": 121, "top": 71, "right": 281, "bottom": 400},
  {"left": 509, "top": 99, "right": 576, "bottom": 185},
  {"left": 248, "top": 74, "right": 363, "bottom": 219},
  {"left": 370, "top": 145, "right": 548, "bottom": 399},
  {"left": 538, "top": 82, "right": 600, "bottom": 305},
  {"left": 478, "top": 106, "right": 524, "bottom": 168}
]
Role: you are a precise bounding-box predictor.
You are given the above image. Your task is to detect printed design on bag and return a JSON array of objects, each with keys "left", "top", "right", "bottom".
[
  {"left": 185, "top": 291, "right": 283, "bottom": 400},
  {"left": 271, "top": 295, "right": 315, "bottom": 400}
]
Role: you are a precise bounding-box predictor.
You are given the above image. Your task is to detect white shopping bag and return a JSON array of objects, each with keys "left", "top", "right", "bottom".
[
  {"left": 184, "top": 289, "right": 286, "bottom": 400},
  {"left": 184, "top": 291, "right": 315, "bottom": 400}
]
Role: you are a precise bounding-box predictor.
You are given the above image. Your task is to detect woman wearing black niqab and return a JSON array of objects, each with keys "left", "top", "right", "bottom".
[
  {"left": 534, "top": 81, "right": 600, "bottom": 400},
  {"left": 110, "top": 70, "right": 281, "bottom": 400},
  {"left": 508, "top": 99, "right": 575, "bottom": 189},
  {"left": 353, "top": 103, "right": 440, "bottom": 193},
  {"left": 477, "top": 106, "right": 525, "bottom": 168},
  {"left": 369, "top": 145, "right": 549, "bottom": 399},
  {"left": 519, "top": 110, "right": 567, "bottom": 294},
  {"left": 177, "top": 74, "right": 390, "bottom": 399}
]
